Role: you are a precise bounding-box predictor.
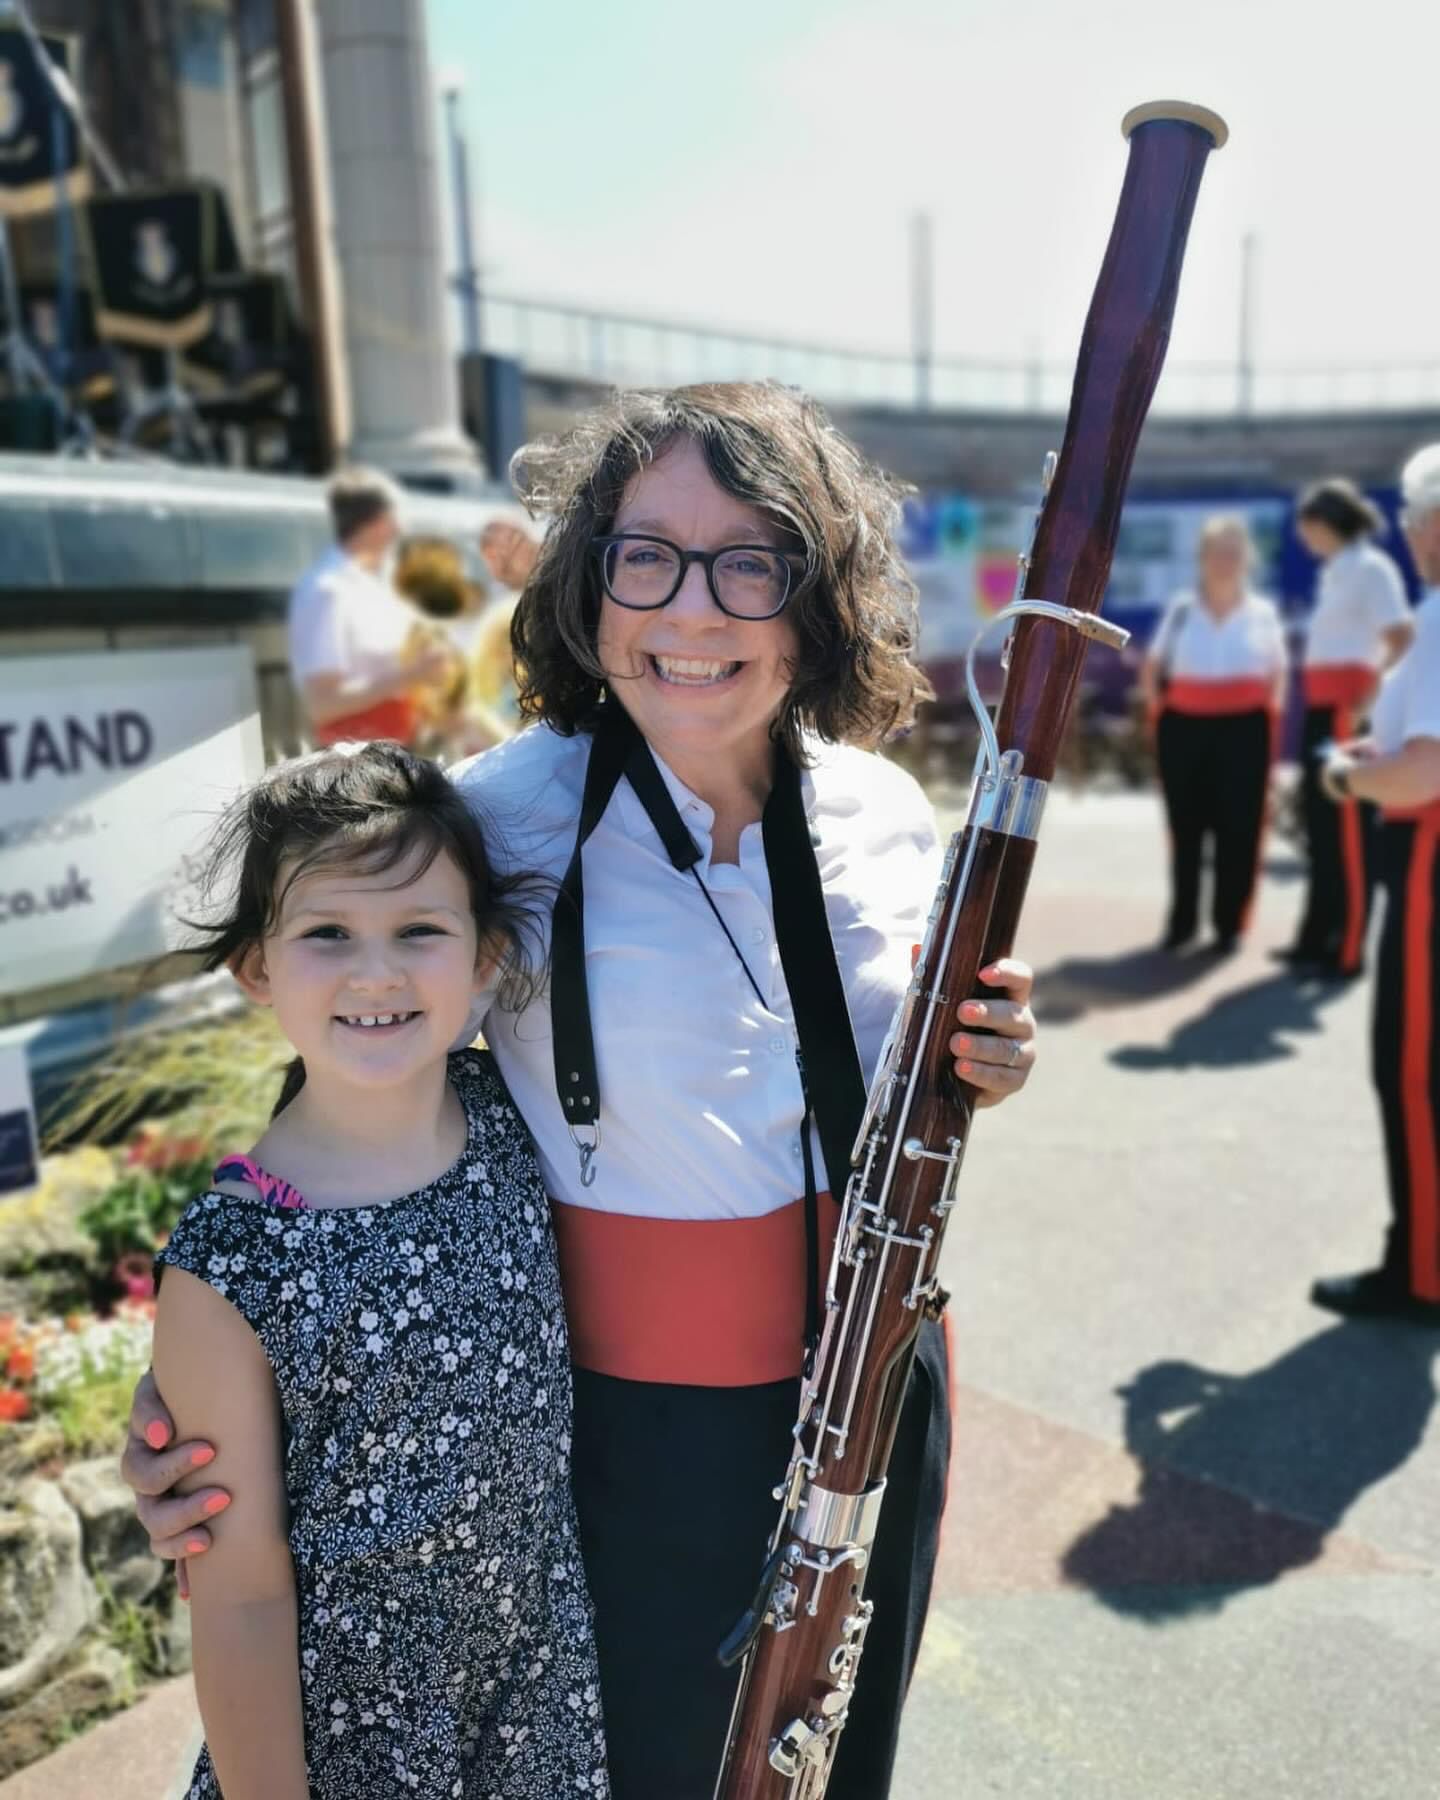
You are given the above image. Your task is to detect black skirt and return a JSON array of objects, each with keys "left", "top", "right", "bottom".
[{"left": 570, "top": 1319, "right": 952, "bottom": 1800}]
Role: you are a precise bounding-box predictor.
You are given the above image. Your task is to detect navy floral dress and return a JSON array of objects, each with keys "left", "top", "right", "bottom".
[{"left": 157, "top": 1050, "right": 608, "bottom": 1798}]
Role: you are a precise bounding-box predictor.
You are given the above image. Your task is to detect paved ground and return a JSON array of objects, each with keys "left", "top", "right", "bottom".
[
  {"left": 8, "top": 783, "right": 1438, "bottom": 1798},
  {"left": 894, "top": 784, "right": 1440, "bottom": 1798}
]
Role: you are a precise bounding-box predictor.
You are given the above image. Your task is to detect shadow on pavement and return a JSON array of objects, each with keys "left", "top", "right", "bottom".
[
  {"left": 1108, "top": 969, "right": 1351, "bottom": 1071},
  {"left": 1061, "top": 1320, "right": 1438, "bottom": 1622},
  {"left": 1033, "top": 945, "right": 1216, "bottom": 1027}
]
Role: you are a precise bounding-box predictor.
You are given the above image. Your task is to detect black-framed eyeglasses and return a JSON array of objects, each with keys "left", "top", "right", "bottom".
[{"left": 592, "top": 534, "right": 797, "bottom": 620}]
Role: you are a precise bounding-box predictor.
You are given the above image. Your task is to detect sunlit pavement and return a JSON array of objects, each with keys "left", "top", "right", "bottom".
[
  {"left": 894, "top": 785, "right": 1440, "bottom": 1798},
  {"left": 6, "top": 785, "right": 1438, "bottom": 1800}
]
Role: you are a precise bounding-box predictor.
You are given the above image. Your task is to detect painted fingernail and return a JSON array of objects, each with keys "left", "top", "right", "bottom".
[
  {"left": 202, "top": 1494, "right": 231, "bottom": 1516},
  {"left": 963, "top": 1002, "right": 986, "bottom": 1018},
  {"left": 955, "top": 1035, "right": 972, "bottom": 1051},
  {"left": 186, "top": 1539, "right": 207, "bottom": 1555},
  {"left": 960, "top": 1060, "right": 973, "bottom": 1075},
  {"left": 144, "top": 1422, "right": 168, "bottom": 1450},
  {"left": 190, "top": 1446, "right": 215, "bottom": 1468}
]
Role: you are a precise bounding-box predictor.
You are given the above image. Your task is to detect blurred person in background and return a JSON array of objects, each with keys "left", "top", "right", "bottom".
[
  {"left": 1139, "top": 515, "right": 1288, "bottom": 954},
  {"left": 1311, "top": 445, "right": 1440, "bottom": 1320},
  {"left": 288, "top": 470, "right": 454, "bottom": 750},
  {"left": 1282, "top": 478, "right": 1414, "bottom": 978},
  {"left": 480, "top": 515, "right": 541, "bottom": 591}
]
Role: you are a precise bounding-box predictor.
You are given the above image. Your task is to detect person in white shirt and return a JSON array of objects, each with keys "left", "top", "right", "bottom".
[
  {"left": 1139, "top": 515, "right": 1288, "bottom": 953},
  {"left": 288, "top": 468, "right": 451, "bottom": 748},
  {"left": 121, "top": 383, "right": 1041, "bottom": 1800},
  {"left": 1284, "top": 478, "right": 1414, "bottom": 976},
  {"left": 1311, "top": 446, "right": 1440, "bottom": 1320}
]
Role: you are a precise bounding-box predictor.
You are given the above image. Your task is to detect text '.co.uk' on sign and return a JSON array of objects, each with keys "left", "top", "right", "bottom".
[{"left": 0, "top": 646, "right": 263, "bottom": 996}]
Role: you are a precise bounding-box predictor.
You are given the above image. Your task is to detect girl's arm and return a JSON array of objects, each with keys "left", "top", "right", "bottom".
[{"left": 153, "top": 1268, "right": 310, "bottom": 1800}]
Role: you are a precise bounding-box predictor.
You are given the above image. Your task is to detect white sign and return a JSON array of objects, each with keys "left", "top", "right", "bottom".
[
  {"left": 0, "top": 1044, "right": 37, "bottom": 1195},
  {"left": 0, "top": 646, "right": 263, "bottom": 996}
]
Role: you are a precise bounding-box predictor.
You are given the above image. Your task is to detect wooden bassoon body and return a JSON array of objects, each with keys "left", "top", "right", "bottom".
[{"left": 714, "top": 99, "right": 1229, "bottom": 1800}]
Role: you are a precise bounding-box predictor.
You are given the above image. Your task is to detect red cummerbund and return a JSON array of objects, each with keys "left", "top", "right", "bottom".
[
  {"left": 1303, "top": 663, "right": 1378, "bottom": 709},
  {"left": 550, "top": 1194, "right": 839, "bottom": 1387},
  {"left": 315, "top": 696, "right": 420, "bottom": 747},
  {"left": 1166, "top": 678, "right": 1274, "bottom": 716}
]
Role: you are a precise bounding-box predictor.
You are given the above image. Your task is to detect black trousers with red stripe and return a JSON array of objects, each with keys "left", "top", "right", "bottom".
[
  {"left": 569, "top": 1320, "right": 951, "bottom": 1799},
  {"left": 1372, "top": 816, "right": 1440, "bottom": 1301},
  {"left": 1156, "top": 707, "right": 1271, "bottom": 943},
  {"left": 1295, "top": 702, "right": 1375, "bottom": 971}
]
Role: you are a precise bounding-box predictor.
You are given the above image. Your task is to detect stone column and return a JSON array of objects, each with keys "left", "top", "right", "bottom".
[{"left": 313, "top": 0, "right": 481, "bottom": 483}]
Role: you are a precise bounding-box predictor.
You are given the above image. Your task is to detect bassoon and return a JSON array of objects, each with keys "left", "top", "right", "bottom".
[{"left": 713, "top": 99, "right": 1229, "bottom": 1799}]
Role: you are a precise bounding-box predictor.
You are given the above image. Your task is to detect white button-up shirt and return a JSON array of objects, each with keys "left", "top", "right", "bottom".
[
  {"left": 287, "top": 545, "right": 417, "bottom": 687},
  {"left": 1157, "top": 590, "right": 1287, "bottom": 682},
  {"left": 1305, "top": 541, "right": 1410, "bottom": 669},
  {"left": 455, "top": 724, "right": 941, "bottom": 1222},
  {"left": 1373, "top": 589, "right": 1440, "bottom": 755}
]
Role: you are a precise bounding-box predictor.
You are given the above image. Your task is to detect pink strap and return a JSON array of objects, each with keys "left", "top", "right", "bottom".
[{"left": 213, "top": 1154, "right": 308, "bottom": 1211}]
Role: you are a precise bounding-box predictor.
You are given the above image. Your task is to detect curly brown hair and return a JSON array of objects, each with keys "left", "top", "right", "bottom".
[{"left": 508, "top": 382, "right": 931, "bottom": 758}]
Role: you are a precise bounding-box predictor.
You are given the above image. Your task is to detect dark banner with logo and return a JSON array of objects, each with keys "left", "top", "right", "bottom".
[
  {"left": 0, "top": 29, "right": 88, "bottom": 219},
  {"left": 85, "top": 187, "right": 223, "bottom": 349}
]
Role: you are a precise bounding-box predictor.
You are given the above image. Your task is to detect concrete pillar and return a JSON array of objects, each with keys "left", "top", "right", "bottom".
[{"left": 313, "top": 0, "right": 481, "bottom": 484}]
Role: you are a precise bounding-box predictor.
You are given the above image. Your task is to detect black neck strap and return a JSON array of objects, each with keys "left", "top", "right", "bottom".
[{"left": 549, "top": 704, "right": 868, "bottom": 1363}]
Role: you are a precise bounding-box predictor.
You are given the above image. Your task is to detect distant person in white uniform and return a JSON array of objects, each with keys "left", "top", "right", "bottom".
[
  {"left": 288, "top": 469, "right": 450, "bottom": 749},
  {"left": 1283, "top": 478, "right": 1414, "bottom": 978},
  {"left": 1139, "top": 515, "right": 1288, "bottom": 954},
  {"left": 1311, "top": 446, "right": 1440, "bottom": 1320}
]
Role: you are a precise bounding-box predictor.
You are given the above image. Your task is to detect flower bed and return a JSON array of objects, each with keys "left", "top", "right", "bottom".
[{"left": 0, "top": 1009, "right": 290, "bottom": 1779}]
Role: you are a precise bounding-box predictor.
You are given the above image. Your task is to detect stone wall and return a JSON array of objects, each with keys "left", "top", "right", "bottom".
[{"left": 0, "top": 1447, "right": 189, "bottom": 1780}]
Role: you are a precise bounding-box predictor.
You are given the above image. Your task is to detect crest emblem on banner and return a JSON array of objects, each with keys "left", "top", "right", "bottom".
[
  {"left": 0, "top": 61, "right": 22, "bottom": 141},
  {"left": 134, "top": 219, "right": 176, "bottom": 288}
]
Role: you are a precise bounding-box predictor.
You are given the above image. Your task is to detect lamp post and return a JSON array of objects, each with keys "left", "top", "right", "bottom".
[{"left": 441, "top": 73, "right": 482, "bottom": 359}]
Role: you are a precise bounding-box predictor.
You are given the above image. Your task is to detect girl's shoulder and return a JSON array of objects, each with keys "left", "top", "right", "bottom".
[
  {"left": 154, "top": 1183, "right": 295, "bottom": 1322},
  {"left": 449, "top": 1046, "right": 528, "bottom": 1133}
]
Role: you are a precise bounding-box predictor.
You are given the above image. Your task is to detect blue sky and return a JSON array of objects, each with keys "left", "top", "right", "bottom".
[{"left": 427, "top": 0, "right": 1440, "bottom": 383}]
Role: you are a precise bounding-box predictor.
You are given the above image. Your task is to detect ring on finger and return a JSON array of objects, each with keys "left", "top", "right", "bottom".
[{"left": 1006, "top": 1037, "right": 1021, "bottom": 1069}]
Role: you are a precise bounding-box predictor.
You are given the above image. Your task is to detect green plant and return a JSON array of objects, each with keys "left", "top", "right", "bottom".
[
  {"left": 95, "top": 1573, "right": 168, "bottom": 1682},
  {"left": 45, "top": 1007, "right": 292, "bottom": 1159},
  {"left": 78, "top": 1154, "right": 214, "bottom": 1270},
  {"left": 44, "top": 1367, "right": 145, "bottom": 1456}
]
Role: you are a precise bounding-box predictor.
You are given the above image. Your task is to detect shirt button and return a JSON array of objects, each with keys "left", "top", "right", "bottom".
[
  {"left": 751, "top": 928, "right": 767, "bottom": 946},
  {"left": 771, "top": 1037, "right": 787, "bottom": 1054}
]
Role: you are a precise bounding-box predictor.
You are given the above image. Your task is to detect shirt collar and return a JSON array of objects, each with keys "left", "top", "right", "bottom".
[{"left": 610, "top": 735, "right": 822, "bottom": 850}]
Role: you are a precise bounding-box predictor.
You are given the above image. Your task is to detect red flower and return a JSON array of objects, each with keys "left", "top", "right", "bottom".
[
  {"left": 6, "top": 1344, "right": 35, "bottom": 1383},
  {"left": 0, "top": 1387, "right": 31, "bottom": 1422}
]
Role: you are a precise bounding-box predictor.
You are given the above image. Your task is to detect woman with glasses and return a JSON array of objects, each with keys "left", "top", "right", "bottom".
[
  {"left": 1284, "top": 478, "right": 1413, "bottom": 978},
  {"left": 1139, "top": 514, "right": 1288, "bottom": 954},
  {"left": 1311, "top": 446, "right": 1440, "bottom": 1320},
  {"left": 120, "top": 383, "right": 1039, "bottom": 1799}
]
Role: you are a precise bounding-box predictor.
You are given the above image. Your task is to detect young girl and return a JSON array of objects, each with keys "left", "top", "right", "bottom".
[{"left": 152, "top": 741, "right": 608, "bottom": 1798}]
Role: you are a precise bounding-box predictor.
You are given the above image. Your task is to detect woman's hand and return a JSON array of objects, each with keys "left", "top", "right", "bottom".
[
  {"left": 119, "top": 1368, "right": 229, "bottom": 1598},
  {"left": 949, "top": 957, "right": 1037, "bottom": 1108}
]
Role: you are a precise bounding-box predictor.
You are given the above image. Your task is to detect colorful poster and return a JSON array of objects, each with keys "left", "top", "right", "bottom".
[{"left": 902, "top": 492, "right": 1293, "bottom": 668}]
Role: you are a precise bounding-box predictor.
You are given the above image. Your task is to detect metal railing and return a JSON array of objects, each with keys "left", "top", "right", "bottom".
[{"left": 478, "top": 292, "right": 1440, "bottom": 418}]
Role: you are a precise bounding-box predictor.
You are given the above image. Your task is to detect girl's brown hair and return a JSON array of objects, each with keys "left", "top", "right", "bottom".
[
  {"left": 508, "top": 382, "right": 932, "bottom": 758},
  {"left": 186, "top": 741, "right": 544, "bottom": 1112}
]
